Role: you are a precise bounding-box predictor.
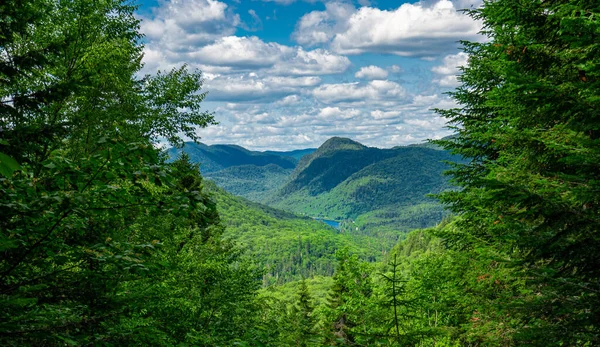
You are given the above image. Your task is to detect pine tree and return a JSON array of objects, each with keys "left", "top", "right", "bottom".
[
  {"left": 288, "top": 279, "right": 316, "bottom": 347},
  {"left": 435, "top": 0, "right": 600, "bottom": 344},
  {"left": 324, "top": 249, "right": 373, "bottom": 345}
]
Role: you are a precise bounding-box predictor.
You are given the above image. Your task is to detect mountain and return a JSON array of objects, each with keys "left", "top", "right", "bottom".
[
  {"left": 265, "top": 137, "right": 459, "bottom": 236},
  {"left": 263, "top": 148, "right": 316, "bottom": 160},
  {"left": 204, "top": 164, "right": 292, "bottom": 201},
  {"left": 167, "top": 142, "right": 297, "bottom": 173},
  {"left": 173, "top": 137, "right": 459, "bottom": 248}
]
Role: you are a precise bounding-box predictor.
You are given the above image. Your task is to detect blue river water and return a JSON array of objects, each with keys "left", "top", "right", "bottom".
[{"left": 317, "top": 219, "right": 340, "bottom": 230}]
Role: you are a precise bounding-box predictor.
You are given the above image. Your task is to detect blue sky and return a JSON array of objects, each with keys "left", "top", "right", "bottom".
[{"left": 137, "top": 0, "right": 483, "bottom": 150}]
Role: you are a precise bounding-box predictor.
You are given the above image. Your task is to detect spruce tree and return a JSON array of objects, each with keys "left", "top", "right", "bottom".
[
  {"left": 435, "top": 0, "right": 600, "bottom": 344},
  {"left": 288, "top": 279, "right": 316, "bottom": 347}
]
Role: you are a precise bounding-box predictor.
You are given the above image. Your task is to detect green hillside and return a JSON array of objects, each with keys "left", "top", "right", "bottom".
[
  {"left": 263, "top": 148, "right": 316, "bottom": 160},
  {"left": 291, "top": 137, "right": 370, "bottom": 180},
  {"left": 265, "top": 138, "right": 458, "bottom": 236},
  {"left": 168, "top": 142, "right": 297, "bottom": 173},
  {"left": 204, "top": 181, "right": 386, "bottom": 285},
  {"left": 204, "top": 164, "right": 293, "bottom": 201}
]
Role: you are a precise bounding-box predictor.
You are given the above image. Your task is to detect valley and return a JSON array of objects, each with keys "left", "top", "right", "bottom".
[
  {"left": 170, "top": 136, "right": 459, "bottom": 283},
  {"left": 171, "top": 137, "right": 457, "bottom": 227}
]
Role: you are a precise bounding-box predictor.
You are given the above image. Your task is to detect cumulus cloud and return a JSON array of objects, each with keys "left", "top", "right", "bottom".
[
  {"left": 293, "top": 0, "right": 481, "bottom": 57},
  {"left": 276, "top": 95, "right": 302, "bottom": 106},
  {"left": 292, "top": 2, "right": 356, "bottom": 46},
  {"left": 318, "top": 107, "right": 361, "bottom": 120},
  {"left": 390, "top": 65, "right": 403, "bottom": 73},
  {"left": 193, "top": 92, "right": 457, "bottom": 150},
  {"left": 432, "top": 52, "right": 469, "bottom": 87},
  {"left": 146, "top": 35, "right": 350, "bottom": 76},
  {"left": 140, "top": 0, "right": 463, "bottom": 150},
  {"left": 140, "top": 0, "right": 239, "bottom": 52},
  {"left": 205, "top": 74, "right": 321, "bottom": 102},
  {"left": 355, "top": 65, "right": 389, "bottom": 80},
  {"left": 313, "top": 80, "right": 407, "bottom": 105},
  {"left": 140, "top": 0, "right": 351, "bottom": 77}
]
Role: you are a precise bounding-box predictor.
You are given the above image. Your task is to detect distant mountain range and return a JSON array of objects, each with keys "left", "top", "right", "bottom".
[
  {"left": 167, "top": 142, "right": 309, "bottom": 173},
  {"left": 169, "top": 136, "right": 460, "bottom": 241}
]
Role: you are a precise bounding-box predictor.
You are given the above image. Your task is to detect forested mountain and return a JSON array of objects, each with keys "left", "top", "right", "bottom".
[
  {"left": 167, "top": 141, "right": 297, "bottom": 173},
  {"left": 204, "top": 164, "right": 293, "bottom": 201},
  {"left": 172, "top": 136, "right": 458, "bottom": 244},
  {"left": 265, "top": 137, "right": 458, "bottom": 235},
  {"left": 263, "top": 148, "right": 317, "bottom": 160}
]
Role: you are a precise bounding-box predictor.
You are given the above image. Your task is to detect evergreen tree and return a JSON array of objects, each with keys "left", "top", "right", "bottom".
[
  {"left": 379, "top": 254, "right": 411, "bottom": 344},
  {"left": 435, "top": 0, "right": 600, "bottom": 344},
  {"left": 289, "top": 279, "right": 316, "bottom": 347},
  {"left": 323, "top": 249, "right": 373, "bottom": 345}
]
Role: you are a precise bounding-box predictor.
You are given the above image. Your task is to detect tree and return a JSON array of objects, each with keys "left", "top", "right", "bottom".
[
  {"left": 323, "top": 248, "right": 373, "bottom": 345},
  {"left": 289, "top": 279, "right": 317, "bottom": 347},
  {"left": 435, "top": 0, "right": 600, "bottom": 344},
  {"left": 0, "top": 1, "right": 263, "bottom": 345},
  {"left": 379, "top": 254, "right": 411, "bottom": 345}
]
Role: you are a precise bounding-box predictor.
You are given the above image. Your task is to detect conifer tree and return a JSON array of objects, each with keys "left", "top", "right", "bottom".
[
  {"left": 435, "top": 0, "right": 600, "bottom": 344},
  {"left": 288, "top": 279, "right": 316, "bottom": 347},
  {"left": 324, "top": 249, "right": 373, "bottom": 345}
]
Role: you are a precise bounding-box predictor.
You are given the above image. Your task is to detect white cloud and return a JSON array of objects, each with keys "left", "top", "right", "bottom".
[
  {"left": 355, "top": 65, "right": 389, "bottom": 80},
  {"left": 292, "top": 2, "right": 355, "bottom": 46},
  {"left": 193, "top": 92, "right": 457, "bottom": 150},
  {"left": 370, "top": 110, "right": 401, "bottom": 119},
  {"left": 140, "top": 0, "right": 239, "bottom": 52},
  {"left": 189, "top": 36, "right": 282, "bottom": 68},
  {"left": 432, "top": 52, "right": 469, "bottom": 87},
  {"left": 318, "top": 107, "right": 361, "bottom": 120},
  {"left": 205, "top": 74, "right": 321, "bottom": 102},
  {"left": 276, "top": 95, "right": 302, "bottom": 106},
  {"left": 293, "top": 0, "right": 481, "bottom": 57},
  {"left": 313, "top": 80, "right": 407, "bottom": 105},
  {"left": 140, "top": 0, "right": 464, "bottom": 150},
  {"left": 389, "top": 65, "right": 403, "bottom": 73},
  {"left": 147, "top": 35, "right": 350, "bottom": 76}
]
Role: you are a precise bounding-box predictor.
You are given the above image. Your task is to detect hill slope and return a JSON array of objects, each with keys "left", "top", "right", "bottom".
[
  {"left": 263, "top": 148, "right": 316, "bottom": 160},
  {"left": 205, "top": 181, "right": 386, "bottom": 285},
  {"left": 265, "top": 138, "right": 458, "bottom": 236},
  {"left": 204, "top": 164, "right": 293, "bottom": 201}
]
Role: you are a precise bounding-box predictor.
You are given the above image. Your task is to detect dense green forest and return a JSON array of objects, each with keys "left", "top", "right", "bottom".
[
  {"left": 1, "top": 0, "right": 599, "bottom": 346},
  {"left": 206, "top": 181, "right": 385, "bottom": 284},
  {"left": 205, "top": 164, "right": 293, "bottom": 201}
]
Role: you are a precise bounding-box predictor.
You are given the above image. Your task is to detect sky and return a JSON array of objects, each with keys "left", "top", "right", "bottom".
[{"left": 137, "top": 0, "right": 484, "bottom": 150}]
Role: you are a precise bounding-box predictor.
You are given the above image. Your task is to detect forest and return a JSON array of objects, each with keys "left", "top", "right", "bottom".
[{"left": 1, "top": 0, "right": 599, "bottom": 346}]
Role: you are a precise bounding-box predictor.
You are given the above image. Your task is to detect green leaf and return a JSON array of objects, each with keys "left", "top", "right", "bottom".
[{"left": 0, "top": 152, "right": 21, "bottom": 177}]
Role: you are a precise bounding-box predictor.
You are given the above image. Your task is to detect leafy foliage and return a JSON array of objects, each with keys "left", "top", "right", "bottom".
[{"left": 0, "top": 1, "right": 261, "bottom": 345}]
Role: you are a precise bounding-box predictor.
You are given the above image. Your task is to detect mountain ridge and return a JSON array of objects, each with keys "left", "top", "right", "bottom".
[{"left": 167, "top": 142, "right": 299, "bottom": 173}]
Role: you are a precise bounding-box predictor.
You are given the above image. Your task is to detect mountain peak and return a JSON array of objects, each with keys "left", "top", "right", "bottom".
[{"left": 318, "top": 137, "right": 366, "bottom": 153}]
